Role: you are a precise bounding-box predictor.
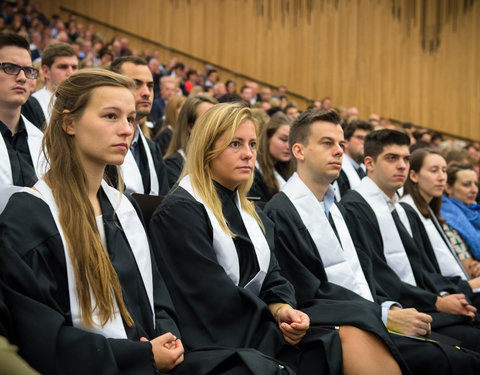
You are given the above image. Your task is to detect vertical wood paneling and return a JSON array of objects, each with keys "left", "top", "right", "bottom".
[{"left": 41, "top": 0, "right": 479, "bottom": 140}]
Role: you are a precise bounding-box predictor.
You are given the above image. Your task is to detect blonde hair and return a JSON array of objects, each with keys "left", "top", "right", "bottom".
[
  {"left": 160, "top": 95, "right": 186, "bottom": 132},
  {"left": 43, "top": 68, "right": 135, "bottom": 327},
  {"left": 182, "top": 102, "right": 264, "bottom": 235}
]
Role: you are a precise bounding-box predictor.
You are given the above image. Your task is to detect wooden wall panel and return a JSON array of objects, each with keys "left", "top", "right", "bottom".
[{"left": 41, "top": 0, "right": 479, "bottom": 140}]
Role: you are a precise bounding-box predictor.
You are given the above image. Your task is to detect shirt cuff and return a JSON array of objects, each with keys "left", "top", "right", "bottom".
[{"left": 381, "top": 301, "right": 402, "bottom": 326}]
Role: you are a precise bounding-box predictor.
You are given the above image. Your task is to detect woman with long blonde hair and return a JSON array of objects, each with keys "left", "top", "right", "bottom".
[
  {"left": 150, "top": 102, "right": 351, "bottom": 374},
  {"left": 154, "top": 95, "right": 186, "bottom": 155},
  {"left": 164, "top": 94, "right": 217, "bottom": 187},
  {"left": 0, "top": 69, "right": 185, "bottom": 374}
]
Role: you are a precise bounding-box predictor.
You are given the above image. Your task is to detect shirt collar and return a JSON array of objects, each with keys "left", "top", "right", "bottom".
[
  {"left": 130, "top": 125, "right": 140, "bottom": 149},
  {"left": 323, "top": 184, "right": 336, "bottom": 217},
  {"left": 0, "top": 116, "right": 26, "bottom": 137}
]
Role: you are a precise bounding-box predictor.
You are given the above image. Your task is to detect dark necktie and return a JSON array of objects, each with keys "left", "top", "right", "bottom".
[
  {"left": 356, "top": 166, "right": 366, "bottom": 179},
  {"left": 130, "top": 141, "right": 142, "bottom": 168},
  {"left": 391, "top": 208, "right": 410, "bottom": 240},
  {"left": 328, "top": 212, "right": 343, "bottom": 250}
]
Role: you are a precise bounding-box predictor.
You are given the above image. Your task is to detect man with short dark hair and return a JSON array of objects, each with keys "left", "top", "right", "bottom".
[
  {"left": 32, "top": 42, "right": 78, "bottom": 124},
  {"left": 342, "top": 129, "right": 480, "bottom": 351},
  {"left": 110, "top": 56, "right": 169, "bottom": 196},
  {"left": 333, "top": 120, "right": 373, "bottom": 200},
  {"left": 265, "top": 113, "right": 480, "bottom": 373},
  {"left": 0, "top": 34, "right": 45, "bottom": 192}
]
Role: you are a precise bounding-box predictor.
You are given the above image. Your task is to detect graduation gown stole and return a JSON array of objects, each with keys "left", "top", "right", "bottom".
[
  {"left": 32, "top": 86, "right": 54, "bottom": 124},
  {"left": 0, "top": 115, "right": 45, "bottom": 185},
  {"left": 355, "top": 177, "right": 417, "bottom": 286},
  {"left": 255, "top": 160, "right": 286, "bottom": 189},
  {"left": 282, "top": 173, "right": 374, "bottom": 301},
  {"left": 179, "top": 175, "right": 270, "bottom": 296},
  {"left": 32, "top": 179, "right": 155, "bottom": 339},
  {"left": 121, "top": 126, "right": 159, "bottom": 195},
  {"left": 341, "top": 155, "right": 363, "bottom": 190},
  {"left": 400, "top": 195, "right": 468, "bottom": 280}
]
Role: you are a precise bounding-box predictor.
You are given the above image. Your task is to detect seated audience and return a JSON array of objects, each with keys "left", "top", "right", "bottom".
[
  {"left": 401, "top": 149, "right": 480, "bottom": 295},
  {"left": 150, "top": 102, "right": 402, "bottom": 375},
  {"left": 265, "top": 110, "right": 480, "bottom": 374},
  {"left": 441, "top": 164, "right": 480, "bottom": 260},
  {"left": 341, "top": 129, "right": 480, "bottom": 351},
  {"left": 164, "top": 95, "right": 217, "bottom": 187},
  {"left": 249, "top": 112, "right": 294, "bottom": 202}
]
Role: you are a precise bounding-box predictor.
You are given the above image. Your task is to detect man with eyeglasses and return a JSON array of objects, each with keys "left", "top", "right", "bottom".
[
  {"left": 32, "top": 42, "right": 78, "bottom": 125},
  {"left": 332, "top": 120, "right": 373, "bottom": 200},
  {"left": 0, "top": 34, "right": 45, "bottom": 207}
]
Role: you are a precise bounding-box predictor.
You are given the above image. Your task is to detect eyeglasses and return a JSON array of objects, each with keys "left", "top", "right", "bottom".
[
  {"left": 352, "top": 135, "right": 366, "bottom": 141},
  {"left": 0, "top": 62, "right": 39, "bottom": 79}
]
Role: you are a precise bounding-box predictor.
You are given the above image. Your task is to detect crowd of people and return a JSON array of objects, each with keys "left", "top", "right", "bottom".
[{"left": 1, "top": 1, "right": 480, "bottom": 374}]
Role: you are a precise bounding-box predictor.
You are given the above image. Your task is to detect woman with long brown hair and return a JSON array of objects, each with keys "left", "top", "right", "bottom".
[
  {"left": 249, "top": 111, "right": 294, "bottom": 202},
  {"left": 401, "top": 148, "right": 480, "bottom": 299},
  {"left": 0, "top": 69, "right": 185, "bottom": 374}
]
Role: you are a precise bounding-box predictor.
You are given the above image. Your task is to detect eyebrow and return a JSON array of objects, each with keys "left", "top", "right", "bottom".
[
  {"left": 134, "top": 78, "right": 154, "bottom": 85},
  {"left": 101, "top": 106, "right": 136, "bottom": 114}
]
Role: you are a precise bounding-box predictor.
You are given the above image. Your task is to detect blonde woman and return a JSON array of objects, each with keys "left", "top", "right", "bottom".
[{"left": 0, "top": 70, "right": 185, "bottom": 374}]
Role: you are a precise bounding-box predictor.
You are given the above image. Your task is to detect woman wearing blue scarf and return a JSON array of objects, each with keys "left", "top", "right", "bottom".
[{"left": 441, "top": 164, "right": 480, "bottom": 259}]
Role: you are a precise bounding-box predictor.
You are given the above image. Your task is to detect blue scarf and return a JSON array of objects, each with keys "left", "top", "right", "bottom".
[{"left": 441, "top": 196, "right": 480, "bottom": 259}]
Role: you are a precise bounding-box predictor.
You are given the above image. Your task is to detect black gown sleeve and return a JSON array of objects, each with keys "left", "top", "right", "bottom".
[{"left": 0, "top": 193, "right": 159, "bottom": 375}]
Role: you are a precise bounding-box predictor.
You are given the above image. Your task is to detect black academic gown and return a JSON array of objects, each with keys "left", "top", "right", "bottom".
[
  {"left": 333, "top": 170, "right": 351, "bottom": 198},
  {"left": 155, "top": 127, "right": 173, "bottom": 157},
  {"left": 164, "top": 151, "right": 184, "bottom": 188},
  {"left": 0, "top": 190, "right": 211, "bottom": 375},
  {"left": 150, "top": 184, "right": 344, "bottom": 375},
  {"left": 265, "top": 192, "right": 480, "bottom": 374},
  {"left": 398, "top": 202, "right": 480, "bottom": 307},
  {"left": 248, "top": 167, "right": 270, "bottom": 202},
  {"left": 341, "top": 190, "right": 480, "bottom": 351}
]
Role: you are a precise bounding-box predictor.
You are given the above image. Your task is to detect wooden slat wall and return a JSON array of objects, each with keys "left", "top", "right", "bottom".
[{"left": 41, "top": 0, "right": 480, "bottom": 140}]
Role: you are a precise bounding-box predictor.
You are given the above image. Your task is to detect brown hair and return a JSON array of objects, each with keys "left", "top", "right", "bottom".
[
  {"left": 257, "top": 111, "right": 294, "bottom": 199},
  {"left": 165, "top": 95, "right": 218, "bottom": 157},
  {"left": 43, "top": 68, "right": 136, "bottom": 327},
  {"left": 403, "top": 148, "right": 444, "bottom": 222}
]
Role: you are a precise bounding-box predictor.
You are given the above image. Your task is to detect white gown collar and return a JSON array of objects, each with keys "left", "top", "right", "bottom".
[
  {"left": 0, "top": 115, "right": 46, "bottom": 185},
  {"left": 355, "top": 177, "right": 417, "bottom": 286},
  {"left": 179, "top": 175, "right": 270, "bottom": 296},
  {"left": 32, "top": 179, "right": 154, "bottom": 338},
  {"left": 121, "top": 125, "right": 159, "bottom": 195},
  {"left": 282, "top": 173, "right": 373, "bottom": 301}
]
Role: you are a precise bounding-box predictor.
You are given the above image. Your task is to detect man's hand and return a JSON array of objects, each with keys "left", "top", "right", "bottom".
[
  {"left": 435, "top": 294, "right": 476, "bottom": 318},
  {"left": 386, "top": 306, "right": 432, "bottom": 336}
]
